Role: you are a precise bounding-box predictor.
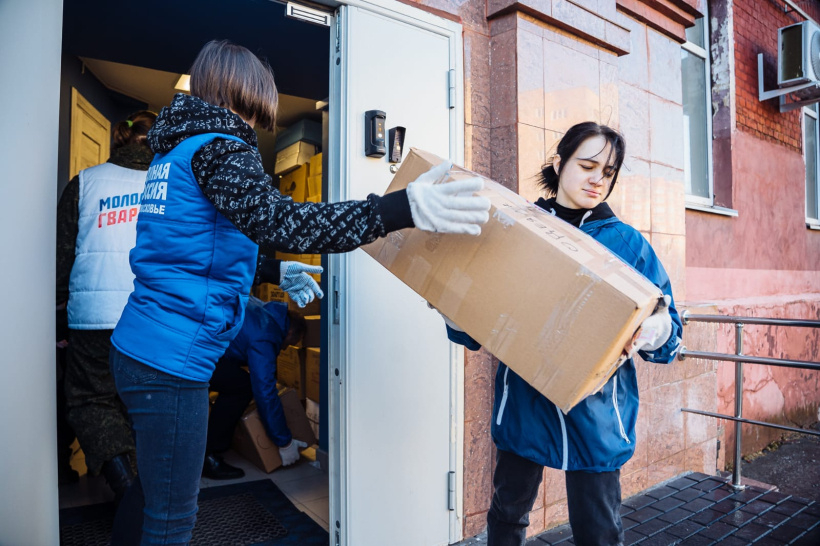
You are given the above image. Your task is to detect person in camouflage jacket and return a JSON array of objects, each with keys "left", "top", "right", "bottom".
[{"left": 56, "top": 111, "right": 156, "bottom": 500}]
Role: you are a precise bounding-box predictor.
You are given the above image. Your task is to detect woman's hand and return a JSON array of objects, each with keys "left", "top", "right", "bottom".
[
  {"left": 625, "top": 295, "right": 672, "bottom": 354},
  {"left": 406, "top": 161, "right": 491, "bottom": 236}
]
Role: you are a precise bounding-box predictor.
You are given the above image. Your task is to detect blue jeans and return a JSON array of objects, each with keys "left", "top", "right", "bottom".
[
  {"left": 110, "top": 347, "right": 210, "bottom": 545},
  {"left": 487, "top": 449, "right": 623, "bottom": 546}
]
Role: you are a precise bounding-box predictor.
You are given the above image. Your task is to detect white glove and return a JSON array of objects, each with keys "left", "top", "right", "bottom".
[
  {"left": 406, "top": 161, "right": 491, "bottom": 236},
  {"left": 427, "top": 302, "right": 464, "bottom": 332},
  {"left": 280, "top": 261, "right": 324, "bottom": 308},
  {"left": 278, "top": 439, "right": 308, "bottom": 467},
  {"left": 634, "top": 295, "right": 673, "bottom": 352}
]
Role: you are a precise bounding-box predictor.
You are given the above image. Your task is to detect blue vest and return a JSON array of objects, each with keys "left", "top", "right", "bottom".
[{"left": 111, "top": 133, "right": 258, "bottom": 382}]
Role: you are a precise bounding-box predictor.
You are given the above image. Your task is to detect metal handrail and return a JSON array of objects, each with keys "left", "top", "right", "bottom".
[
  {"left": 679, "top": 349, "right": 820, "bottom": 371},
  {"left": 678, "top": 310, "right": 820, "bottom": 490},
  {"left": 683, "top": 313, "right": 820, "bottom": 328}
]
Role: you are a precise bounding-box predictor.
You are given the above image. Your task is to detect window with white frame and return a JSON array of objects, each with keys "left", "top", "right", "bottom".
[
  {"left": 805, "top": 104, "right": 820, "bottom": 224},
  {"left": 681, "top": 16, "right": 713, "bottom": 205}
]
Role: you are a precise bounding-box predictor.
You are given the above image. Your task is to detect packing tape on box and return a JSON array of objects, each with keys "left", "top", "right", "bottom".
[
  {"left": 492, "top": 208, "right": 516, "bottom": 228},
  {"left": 437, "top": 267, "right": 472, "bottom": 317},
  {"left": 405, "top": 255, "right": 433, "bottom": 290},
  {"left": 373, "top": 231, "right": 409, "bottom": 268},
  {"left": 526, "top": 269, "right": 601, "bottom": 391},
  {"left": 485, "top": 312, "right": 521, "bottom": 359}
]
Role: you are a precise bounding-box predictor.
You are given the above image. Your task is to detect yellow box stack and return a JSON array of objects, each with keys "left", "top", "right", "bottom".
[
  {"left": 254, "top": 283, "right": 287, "bottom": 303},
  {"left": 305, "top": 348, "right": 320, "bottom": 402},
  {"left": 306, "top": 153, "right": 322, "bottom": 203},
  {"left": 277, "top": 346, "right": 306, "bottom": 399},
  {"left": 279, "top": 164, "right": 309, "bottom": 202}
]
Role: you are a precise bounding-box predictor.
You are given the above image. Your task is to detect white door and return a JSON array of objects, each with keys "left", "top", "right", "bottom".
[
  {"left": 0, "top": 0, "right": 63, "bottom": 544},
  {"left": 327, "top": 2, "right": 464, "bottom": 545}
]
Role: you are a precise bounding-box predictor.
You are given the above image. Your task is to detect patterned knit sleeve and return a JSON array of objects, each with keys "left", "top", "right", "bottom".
[{"left": 192, "top": 138, "right": 413, "bottom": 253}]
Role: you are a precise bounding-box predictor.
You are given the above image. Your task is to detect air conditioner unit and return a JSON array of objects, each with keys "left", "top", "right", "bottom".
[
  {"left": 759, "top": 21, "right": 820, "bottom": 111},
  {"left": 778, "top": 20, "right": 820, "bottom": 95}
]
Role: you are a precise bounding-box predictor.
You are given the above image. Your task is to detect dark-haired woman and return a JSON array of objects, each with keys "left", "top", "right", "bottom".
[
  {"left": 57, "top": 110, "right": 157, "bottom": 501},
  {"left": 443, "top": 122, "right": 683, "bottom": 546},
  {"left": 108, "top": 39, "right": 490, "bottom": 544}
]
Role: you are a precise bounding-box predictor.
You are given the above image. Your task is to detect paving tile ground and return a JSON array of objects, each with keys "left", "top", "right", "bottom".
[{"left": 454, "top": 472, "right": 820, "bottom": 545}]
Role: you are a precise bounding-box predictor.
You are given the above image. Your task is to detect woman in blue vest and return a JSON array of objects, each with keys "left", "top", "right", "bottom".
[
  {"left": 440, "top": 122, "right": 682, "bottom": 546},
  {"left": 57, "top": 110, "right": 156, "bottom": 501},
  {"left": 109, "top": 39, "right": 491, "bottom": 544}
]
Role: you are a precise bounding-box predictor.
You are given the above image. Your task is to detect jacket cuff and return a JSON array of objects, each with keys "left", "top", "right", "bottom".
[
  {"left": 375, "top": 189, "right": 414, "bottom": 234},
  {"left": 277, "top": 431, "right": 294, "bottom": 448}
]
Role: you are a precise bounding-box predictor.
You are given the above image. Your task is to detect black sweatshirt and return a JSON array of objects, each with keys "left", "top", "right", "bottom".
[{"left": 534, "top": 197, "right": 616, "bottom": 228}]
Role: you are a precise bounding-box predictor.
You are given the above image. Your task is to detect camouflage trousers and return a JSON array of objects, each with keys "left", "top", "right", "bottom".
[{"left": 64, "top": 329, "right": 135, "bottom": 474}]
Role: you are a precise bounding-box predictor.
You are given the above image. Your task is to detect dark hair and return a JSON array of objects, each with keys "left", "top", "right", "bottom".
[
  {"left": 538, "top": 122, "right": 626, "bottom": 199},
  {"left": 285, "top": 310, "right": 307, "bottom": 346},
  {"left": 112, "top": 110, "right": 157, "bottom": 150},
  {"left": 189, "top": 39, "right": 279, "bottom": 131}
]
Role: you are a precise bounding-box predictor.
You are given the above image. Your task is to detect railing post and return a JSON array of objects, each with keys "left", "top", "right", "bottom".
[{"left": 732, "top": 323, "right": 746, "bottom": 490}]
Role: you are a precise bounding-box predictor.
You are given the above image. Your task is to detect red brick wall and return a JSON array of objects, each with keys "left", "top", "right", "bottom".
[
  {"left": 733, "top": 0, "right": 820, "bottom": 151},
  {"left": 689, "top": 0, "right": 820, "bottom": 472}
]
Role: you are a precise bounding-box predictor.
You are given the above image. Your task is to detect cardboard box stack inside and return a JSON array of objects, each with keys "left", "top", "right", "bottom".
[
  {"left": 277, "top": 346, "right": 306, "bottom": 399},
  {"left": 362, "top": 148, "right": 662, "bottom": 413},
  {"left": 255, "top": 283, "right": 286, "bottom": 303},
  {"left": 234, "top": 120, "right": 325, "bottom": 472},
  {"left": 305, "top": 398, "right": 320, "bottom": 440},
  {"left": 273, "top": 119, "right": 322, "bottom": 176},
  {"left": 305, "top": 348, "right": 320, "bottom": 402}
]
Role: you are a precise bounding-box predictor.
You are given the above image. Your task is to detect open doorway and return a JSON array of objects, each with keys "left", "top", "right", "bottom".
[
  {"left": 57, "top": 0, "right": 333, "bottom": 534},
  {"left": 49, "top": 1, "right": 467, "bottom": 544}
]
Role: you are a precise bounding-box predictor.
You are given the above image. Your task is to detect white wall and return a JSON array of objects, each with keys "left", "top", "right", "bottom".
[{"left": 0, "top": 0, "right": 64, "bottom": 544}]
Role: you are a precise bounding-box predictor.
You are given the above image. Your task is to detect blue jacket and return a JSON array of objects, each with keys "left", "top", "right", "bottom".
[
  {"left": 222, "top": 296, "right": 292, "bottom": 447},
  {"left": 448, "top": 215, "right": 682, "bottom": 472},
  {"left": 111, "top": 133, "right": 258, "bottom": 382}
]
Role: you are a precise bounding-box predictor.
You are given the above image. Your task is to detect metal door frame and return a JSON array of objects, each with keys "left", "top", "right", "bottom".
[{"left": 325, "top": 1, "right": 466, "bottom": 543}]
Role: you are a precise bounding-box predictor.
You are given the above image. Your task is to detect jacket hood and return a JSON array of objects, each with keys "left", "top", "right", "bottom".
[{"left": 147, "top": 93, "right": 258, "bottom": 154}]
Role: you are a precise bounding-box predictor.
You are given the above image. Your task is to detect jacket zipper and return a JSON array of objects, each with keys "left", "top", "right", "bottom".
[
  {"left": 555, "top": 406, "right": 568, "bottom": 470},
  {"left": 612, "top": 375, "right": 630, "bottom": 444},
  {"left": 496, "top": 366, "right": 510, "bottom": 426}
]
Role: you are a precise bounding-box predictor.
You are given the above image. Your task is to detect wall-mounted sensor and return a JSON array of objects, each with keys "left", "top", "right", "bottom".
[
  {"left": 365, "top": 110, "right": 386, "bottom": 157},
  {"left": 388, "top": 126, "right": 406, "bottom": 163}
]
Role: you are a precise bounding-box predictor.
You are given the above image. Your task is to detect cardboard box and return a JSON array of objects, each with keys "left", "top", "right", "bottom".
[
  {"left": 299, "top": 315, "right": 321, "bottom": 348},
  {"left": 232, "top": 388, "right": 317, "bottom": 473},
  {"left": 274, "top": 141, "right": 317, "bottom": 175},
  {"left": 362, "top": 148, "right": 662, "bottom": 412},
  {"left": 305, "top": 397, "right": 320, "bottom": 440},
  {"left": 306, "top": 174, "right": 322, "bottom": 202},
  {"left": 279, "top": 164, "right": 309, "bottom": 202},
  {"left": 274, "top": 120, "right": 322, "bottom": 153},
  {"left": 305, "top": 348, "right": 321, "bottom": 401},
  {"left": 309, "top": 152, "right": 323, "bottom": 176},
  {"left": 276, "top": 252, "right": 321, "bottom": 266},
  {"left": 255, "top": 283, "right": 286, "bottom": 303},
  {"left": 277, "top": 346, "right": 305, "bottom": 398}
]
